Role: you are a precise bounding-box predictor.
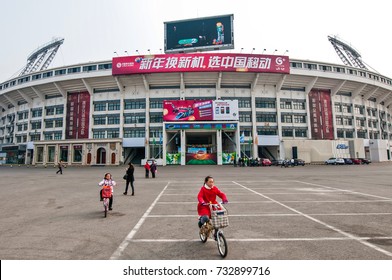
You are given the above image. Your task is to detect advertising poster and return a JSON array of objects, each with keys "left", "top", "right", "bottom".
[
  {"left": 213, "top": 100, "right": 239, "bottom": 120},
  {"left": 163, "top": 100, "right": 239, "bottom": 121},
  {"left": 163, "top": 100, "right": 213, "bottom": 121}
]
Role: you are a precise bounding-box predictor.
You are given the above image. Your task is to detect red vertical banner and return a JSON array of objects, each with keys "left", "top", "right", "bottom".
[
  {"left": 77, "top": 91, "right": 90, "bottom": 139},
  {"left": 308, "top": 89, "right": 334, "bottom": 140},
  {"left": 319, "top": 90, "right": 334, "bottom": 140},
  {"left": 66, "top": 91, "right": 90, "bottom": 139}
]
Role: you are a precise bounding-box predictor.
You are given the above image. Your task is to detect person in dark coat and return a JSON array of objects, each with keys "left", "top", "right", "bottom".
[
  {"left": 150, "top": 162, "right": 157, "bottom": 178},
  {"left": 123, "top": 163, "right": 135, "bottom": 196}
]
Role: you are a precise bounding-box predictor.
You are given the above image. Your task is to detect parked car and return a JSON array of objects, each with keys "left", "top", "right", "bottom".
[
  {"left": 260, "top": 158, "right": 272, "bottom": 166},
  {"left": 351, "top": 158, "right": 361, "bottom": 164},
  {"left": 293, "top": 159, "right": 305, "bottom": 166},
  {"left": 325, "top": 157, "right": 345, "bottom": 165},
  {"left": 358, "top": 158, "right": 371, "bottom": 164},
  {"left": 325, "top": 157, "right": 337, "bottom": 165},
  {"left": 271, "top": 159, "right": 284, "bottom": 166},
  {"left": 343, "top": 158, "right": 353, "bottom": 164}
]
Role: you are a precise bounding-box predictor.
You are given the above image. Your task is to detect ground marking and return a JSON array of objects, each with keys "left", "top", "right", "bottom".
[
  {"left": 110, "top": 182, "right": 171, "bottom": 260},
  {"left": 233, "top": 181, "right": 392, "bottom": 258}
]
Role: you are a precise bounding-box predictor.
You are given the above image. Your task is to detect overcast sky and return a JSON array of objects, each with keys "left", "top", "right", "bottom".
[{"left": 1, "top": 0, "right": 391, "bottom": 82}]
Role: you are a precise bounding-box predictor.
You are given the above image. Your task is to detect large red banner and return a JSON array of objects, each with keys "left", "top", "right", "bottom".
[
  {"left": 308, "top": 89, "right": 334, "bottom": 140},
  {"left": 112, "top": 53, "right": 290, "bottom": 75},
  {"left": 66, "top": 91, "right": 90, "bottom": 139}
]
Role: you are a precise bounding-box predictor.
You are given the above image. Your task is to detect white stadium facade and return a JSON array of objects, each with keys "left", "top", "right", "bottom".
[{"left": 1, "top": 48, "right": 392, "bottom": 166}]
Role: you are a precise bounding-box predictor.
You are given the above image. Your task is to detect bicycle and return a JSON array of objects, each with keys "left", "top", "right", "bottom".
[
  {"left": 199, "top": 202, "right": 229, "bottom": 258},
  {"left": 101, "top": 185, "right": 112, "bottom": 218}
]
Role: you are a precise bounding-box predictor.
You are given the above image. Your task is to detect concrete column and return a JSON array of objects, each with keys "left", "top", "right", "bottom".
[
  {"left": 217, "top": 129, "right": 222, "bottom": 165},
  {"left": 180, "top": 129, "right": 186, "bottom": 165}
]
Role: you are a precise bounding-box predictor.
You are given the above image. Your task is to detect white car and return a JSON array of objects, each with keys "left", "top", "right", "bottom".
[{"left": 325, "top": 157, "right": 345, "bottom": 165}]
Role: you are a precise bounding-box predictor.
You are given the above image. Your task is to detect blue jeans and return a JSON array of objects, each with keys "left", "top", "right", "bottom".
[{"left": 198, "top": 215, "right": 210, "bottom": 228}]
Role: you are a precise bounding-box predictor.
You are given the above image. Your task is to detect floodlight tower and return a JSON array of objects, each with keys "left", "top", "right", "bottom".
[
  {"left": 19, "top": 37, "right": 65, "bottom": 76},
  {"left": 328, "top": 35, "right": 367, "bottom": 70}
]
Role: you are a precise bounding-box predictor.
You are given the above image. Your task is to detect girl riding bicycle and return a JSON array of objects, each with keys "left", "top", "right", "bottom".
[
  {"left": 197, "top": 176, "right": 228, "bottom": 230},
  {"left": 99, "top": 173, "right": 116, "bottom": 211}
]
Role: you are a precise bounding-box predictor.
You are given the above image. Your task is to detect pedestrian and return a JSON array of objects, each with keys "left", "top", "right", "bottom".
[
  {"left": 150, "top": 161, "right": 157, "bottom": 178},
  {"left": 98, "top": 173, "right": 116, "bottom": 211},
  {"left": 123, "top": 163, "right": 135, "bottom": 196},
  {"left": 144, "top": 161, "right": 150, "bottom": 178},
  {"left": 56, "top": 160, "right": 64, "bottom": 174}
]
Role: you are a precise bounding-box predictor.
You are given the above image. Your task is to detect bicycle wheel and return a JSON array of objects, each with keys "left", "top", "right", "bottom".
[
  {"left": 199, "top": 224, "right": 208, "bottom": 243},
  {"left": 103, "top": 198, "right": 108, "bottom": 218},
  {"left": 216, "top": 231, "right": 228, "bottom": 258}
]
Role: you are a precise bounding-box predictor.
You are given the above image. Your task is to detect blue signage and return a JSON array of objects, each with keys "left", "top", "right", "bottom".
[{"left": 336, "top": 144, "right": 349, "bottom": 149}]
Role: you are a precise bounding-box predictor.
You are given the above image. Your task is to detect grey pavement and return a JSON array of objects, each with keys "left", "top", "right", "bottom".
[{"left": 1, "top": 163, "right": 392, "bottom": 260}]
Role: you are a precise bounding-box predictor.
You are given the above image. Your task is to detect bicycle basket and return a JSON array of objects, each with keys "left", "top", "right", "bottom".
[
  {"left": 101, "top": 186, "right": 112, "bottom": 198},
  {"left": 211, "top": 208, "right": 229, "bottom": 228}
]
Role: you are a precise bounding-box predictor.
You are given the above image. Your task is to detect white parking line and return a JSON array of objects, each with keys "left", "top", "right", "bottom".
[
  {"left": 296, "top": 180, "right": 392, "bottom": 200},
  {"left": 130, "top": 236, "right": 392, "bottom": 243},
  {"left": 233, "top": 181, "right": 392, "bottom": 258},
  {"left": 110, "top": 182, "right": 171, "bottom": 260}
]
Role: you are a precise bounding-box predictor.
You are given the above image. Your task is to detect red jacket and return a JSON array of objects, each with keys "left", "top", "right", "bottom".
[{"left": 197, "top": 184, "right": 228, "bottom": 217}]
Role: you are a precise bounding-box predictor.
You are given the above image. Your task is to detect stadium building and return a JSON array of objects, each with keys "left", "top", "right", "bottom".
[{"left": 1, "top": 34, "right": 392, "bottom": 166}]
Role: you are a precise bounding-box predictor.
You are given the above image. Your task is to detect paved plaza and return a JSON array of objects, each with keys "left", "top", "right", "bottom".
[{"left": 1, "top": 163, "right": 392, "bottom": 260}]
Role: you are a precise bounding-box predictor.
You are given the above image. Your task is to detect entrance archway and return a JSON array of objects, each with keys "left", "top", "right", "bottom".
[{"left": 96, "top": 148, "right": 106, "bottom": 164}]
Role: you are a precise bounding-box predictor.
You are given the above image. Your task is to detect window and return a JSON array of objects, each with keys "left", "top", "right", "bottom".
[
  {"left": 238, "top": 99, "right": 251, "bottom": 108},
  {"left": 357, "top": 131, "right": 367, "bottom": 139},
  {"left": 31, "top": 109, "right": 42, "bottom": 118},
  {"left": 256, "top": 113, "right": 276, "bottom": 122},
  {"left": 98, "top": 63, "right": 112, "bottom": 70},
  {"left": 55, "top": 119, "right": 63, "bottom": 128},
  {"left": 31, "top": 122, "right": 42, "bottom": 129},
  {"left": 356, "top": 119, "right": 365, "bottom": 127},
  {"left": 124, "top": 114, "right": 145, "bottom": 124},
  {"left": 46, "top": 107, "right": 55, "bottom": 116},
  {"left": 337, "top": 130, "right": 344, "bottom": 138},
  {"left": 54, "top": 132, "right": 62, "bottom": 140},
  {"left": 45, "top": 120, "right": 54, "bottom": 128},
  {"left": 355, "top": 106, "right": 364, "bottom": 115},
  {"left": 94, "top": 116, "right": 106, "bottom": 125},
  {"left": 94, "top": 103, "right": 106, "bottom": 111},
  {"left": 281, "top": 115, "right": 292, "bottom": 123},
  {"left": 282, "top": 128, "right": 293, "bottom": 137},
  {"left": 82, "top": 65, "right": 97, "bottom": 72},
  {"left": 124, "top": 129, "right": 145, "bottom": 138},
  {"left": 149, "top": 100, "right": 163, "bottom": 109},
  {"left": 255, "top": 99, "right": 275, "bottom": 108},
  {"left": 346, "top": 131, "right": 354, "bottom": 138},
  {"left": 257, "top": 128, "right": 277, "bottom": 135},
  {"left": 67, "top": 67, "right": 81, "bottom": 74},
  {"left": 108, "top": 102, "right": 120, "bottom": 111},
  {"left": 239, "top": 112, "right": 251, "bottom": 122},
  {"left": 73, "top": 145, "right": 83, "bottom": 162},
  {"left": 293, "top": 115, "right": 306, "bottom": 123},
  {"left": 56, "top": 106, "right": 64, "bottom": 115},
  {"left": 93, "top": 131, "right": 106, "bottom": 138},
  {"left": 343, "top": 118, "right": 353, "bottom": 126},
  {"left": 336, "top": 117, "right": 343, "bottom": 125},
  {"left": 334, "top": 104, "right": 342, "bottom": 112},
  {"left": 280, "top": 101, "right": 292, "bottom": 109},
  {"left": 150, "top": 113, "right": 163, "bottom": 123},
  {"left": 295, "top": 129, "right": 307, "bottom": 137},
  {"left": 107, "top": 130, "right": 119, "bottom": 138},
  {"left": 149, "top": 129, "right": 163, "bottom": 137},
  {"left": 43, "top": 71, "right": 53, "bottom": 78},
  {"left": 293, "top": 101, "right": 305, "bottom": 110},
  {"left": 125, "top": 100, "right": 146, "bottom": 110},
  {"left": 55, "top": 69, "right": 66, "bottom": 75},
  {"left": 107, "top": 115, "right": 120, "bottom": 125},
  {"left": 342, "top": 104, "right": 352, "bottom": 113}
]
